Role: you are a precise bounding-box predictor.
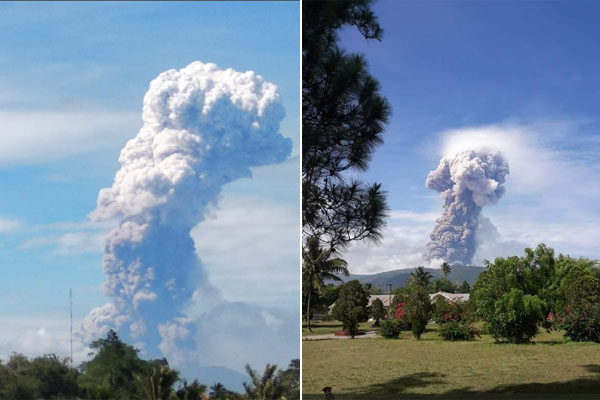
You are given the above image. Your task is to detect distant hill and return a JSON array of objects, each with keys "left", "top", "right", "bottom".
[
  {"left": 338, "top": 264, "right": 486, "bottom": 291},
  {"left": 193, "top": 366, "right": 248, "bottom": 392}
]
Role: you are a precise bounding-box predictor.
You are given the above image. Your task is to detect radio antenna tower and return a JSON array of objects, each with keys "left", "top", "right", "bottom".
[{"left": 70, "top": 288, "right": 73, "bottom": 365}]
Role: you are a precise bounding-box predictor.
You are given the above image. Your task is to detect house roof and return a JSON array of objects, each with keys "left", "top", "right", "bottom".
[
  {"left": 429, "top": 291, "right": 470, "bottom": 303},
  {"left": 368, "top": 294, "right": 394, "bottom": 307}
]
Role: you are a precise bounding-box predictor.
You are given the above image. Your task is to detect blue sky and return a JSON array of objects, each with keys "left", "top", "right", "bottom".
[
  {"left": 0, "top": 1, "right": 299, "bottom": 382},
  {"left": 341, "top": 1, "right": 600, "bottom": 273}
]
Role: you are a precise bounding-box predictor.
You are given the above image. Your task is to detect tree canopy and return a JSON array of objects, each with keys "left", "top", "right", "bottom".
[{"left": 302, "top": 0, "right": 390, "bottom": 251}]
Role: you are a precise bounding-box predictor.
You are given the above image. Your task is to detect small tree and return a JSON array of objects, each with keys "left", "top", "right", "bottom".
[
  {"left": 331, "top": 280, "right": 369, "bottom": 338},
  {"left": 302, "top": 236, "right": 349, "bottom": 332},
  {"left": 370, "top": 298, "right": 386, "bottom": 326},
  {"left": 458, "top": 280, "right": 471, "bottom": 293},
  {"left": 432, "top": 277, "right": 457, "bottom": 294},
  {"left": 404, "top": 284, "right": 432, "bottom": 339}
]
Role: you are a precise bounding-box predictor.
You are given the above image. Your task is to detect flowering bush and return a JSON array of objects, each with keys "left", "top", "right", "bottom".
[
  {"left": 393, "top": 302, "right": 411, "bottom": 331},
  {"left": 560, "top": 305, "right": 600, "bottom": 342},
  {"left": 433, "top": 298, "right": 478, "bottom": 341},
  {"left": 439, "top": 320, "right": 478, "bottom": 341},
  {"left": 395, "top": 302, "right": 406, "bottom": 319}
]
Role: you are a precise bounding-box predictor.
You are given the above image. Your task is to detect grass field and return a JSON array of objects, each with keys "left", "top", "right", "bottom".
[{"left": 302, "top": 323, "right": 600, "bottom": 399}]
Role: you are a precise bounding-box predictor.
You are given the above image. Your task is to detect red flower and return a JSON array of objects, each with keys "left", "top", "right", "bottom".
[
  {"left": 565, "top": 305, "right": 571, "bottom": 315},
  {"left": 546, "top": 312, "right": 554, "bottom": 322},
  {"left": 395, "top": 303, "right": 406, "bottom": 319}
]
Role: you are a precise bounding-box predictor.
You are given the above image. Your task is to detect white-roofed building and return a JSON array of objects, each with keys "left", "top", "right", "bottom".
[{"left": 429, "top": 291, "right": 470, "bottom": 303}]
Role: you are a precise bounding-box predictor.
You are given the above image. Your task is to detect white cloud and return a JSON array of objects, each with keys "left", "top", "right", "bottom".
[
  {"left": 0, "top": 109, "right": 139, "bottom": 164},
  {"left": 0, "top": 217, "right": 21, "bottom": 233},
  {"left": 343, "top": 213, "right": 433, "bottom": 274},
  {"left": 18, "top": 219, "right": 115, "bottom": 255},
  {"left": 191, "top": 194, "right": 299, "bottom": 308},
  {"left": 0, "top": 315, "right": 89, "bottom": 365}
]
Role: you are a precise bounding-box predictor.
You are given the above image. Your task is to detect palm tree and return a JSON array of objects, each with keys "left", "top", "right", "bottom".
[
  {"left": 441, "top": 262, "right": 451, "bottom": 279},
  {"left": 410, "top": 266, "right": 433, "bottom": 288},
  {"left": 243, "top": 364, "right": 283, "bottom": 400},
  {"left": 209, "top": 382, "right": 225, "bottom": 399},
  {"left": 302, "top": 236, "right": 349, "bottom": 332},
  {"left": 177, "top": 379, "right": 207, "bottom": 400},
  {"left": 133, "top": 365, "right": 179, "bottom": 400}
]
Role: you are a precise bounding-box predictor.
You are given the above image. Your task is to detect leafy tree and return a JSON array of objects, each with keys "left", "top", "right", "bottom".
[
  {"left": 472, "top": 245, "right": 555, "bottom": 343},
  {"left": 278, "top": 359, "right": 299, "bottom": 400},
  {"left": 303, "top": 0, "right": 390, "bottom": 251},
  {"left": 458, "top": 280, "right": 471, "bottom": 293},
  {"left": 404, "top": 284, "right": 433, "bottom": 339},
  {"left": 332, "top": 280, "right": 370, "bottom": 338},
  {"left": 78, "top": 329, "right": 150, "bottom": 399},
  {"left": 370, "top": 298, "right": 386, "bottom": 326},
  {"left": 0, "top": 353, "right": 79, "bottom": 400},
  {"left": 302, "top": 236, "right": 349, "bottom": 332},
  {"left": 432, "top": 277, "right": 457, "bottom": 294},
  {"left": 410, "top": 266, "right": 433, "bottom": 288},
  {"left": 28, "top": 354, "right": 79, "bottom": 399},
  {"left": 441, "top": 262, "right": 451, "bottom": 278},
  {"left": 243, "top": 363, "right": 284, "bottom": 400},
  {"left": 558, "top": 262, "right": 600, "bottom": 342}
]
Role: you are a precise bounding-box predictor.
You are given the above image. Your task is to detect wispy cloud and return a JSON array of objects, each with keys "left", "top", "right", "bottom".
[
  {"left": 0, "top": 109, "right": 139, "bottom": 165},
  {"left": 0, "top": 217, "right": 21, "bottom": 233}
]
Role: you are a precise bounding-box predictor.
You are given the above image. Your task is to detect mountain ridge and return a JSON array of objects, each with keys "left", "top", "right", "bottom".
[{"left": 339, "top": 264, "right": 486, "bottom": 291}]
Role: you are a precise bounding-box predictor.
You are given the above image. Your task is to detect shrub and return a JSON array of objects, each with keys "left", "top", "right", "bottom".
[
  {"left": 439, "top": 321, "right": 477, "bottom": 341},
  {"left": 562, "top": 305, "right": 600, "bottom": 342},
  {"left": 379, "top": 319, "right": 400, "bottom": 338},
  {"left": 432, "top": 298, "right": 454, "bottom": 325}
]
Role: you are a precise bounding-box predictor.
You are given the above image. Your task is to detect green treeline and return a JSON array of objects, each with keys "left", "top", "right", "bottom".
[
  {"left": 310, "top": 244, "right": 600, "bottom": 344},
  {"left": 0, "top": 330, "right": 299, "bottom": 400}
]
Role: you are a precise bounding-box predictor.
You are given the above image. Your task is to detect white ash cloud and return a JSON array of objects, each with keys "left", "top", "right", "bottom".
[
  {"left": 78, "top": 61, "right": 292, "bottom": 363},
  {"left": 426, "top": 150, "right": 509, "bottom": 265}
]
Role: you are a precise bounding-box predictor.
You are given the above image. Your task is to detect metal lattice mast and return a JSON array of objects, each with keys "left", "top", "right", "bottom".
[{"left": 70, "top": 288, "right": 73, "bottom": 365}]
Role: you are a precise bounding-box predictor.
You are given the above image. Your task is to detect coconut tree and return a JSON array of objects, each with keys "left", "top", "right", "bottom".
[
  {"left": 209, "top": 383, "right": 225, "bottom": 399},
  {"left": 441, "top": 262, "right": 451, "bottom": 279},
  {"left": 177, "top": 379, "right": 207, "bottom": 400},
  {"left": 133, "top": 365, "right": 179, "bottom": 400},
  {"left": 410, "top": 266, "right": 433, "bottom": 288},
  {"left": 303, "top": 236, "right": 349, "bottom": 332},
  {"left": 243, "top": 364, "right": 283, "bottom": 400}
]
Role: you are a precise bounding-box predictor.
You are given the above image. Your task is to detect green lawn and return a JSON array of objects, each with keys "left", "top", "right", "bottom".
[
  {"left": 302, "top": 320, "right": 377, "bottom": 336},
  {"left": 302, "top": 323, "right": 600, "bottom": 399}
]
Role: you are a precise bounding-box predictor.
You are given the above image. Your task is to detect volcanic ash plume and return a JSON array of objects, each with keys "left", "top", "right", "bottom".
[
  {"left": 80, "top": 61, "right": 292, "bottom": 352},
  {"left": 425, "top": 150, "right": 509, "bottom": 265}
]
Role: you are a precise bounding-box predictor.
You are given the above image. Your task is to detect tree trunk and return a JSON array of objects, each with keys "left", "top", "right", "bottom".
[{"left": 306, "top": 286, "right": 313, "bottom": 333}]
